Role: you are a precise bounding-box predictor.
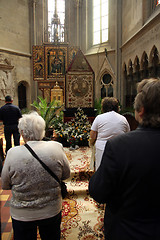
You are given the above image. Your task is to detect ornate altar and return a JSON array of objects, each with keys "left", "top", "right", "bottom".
[
  {"left": 64, "top": 50, "right": 96, "bottom": 122},
  {"left": 32, "top": 46, "right": 96, "bottom": 122},
  {"left": 51, "top": 81, "right": 63, "bottom": 104},
  {"left": 32, "top": 0, "right": 96, "bottom": 122},
  {"left": 65, "top": 50, "right": 94, "bottom": 108},
  {"left": 32, "top": 44, "right": 79, "bottom": 102}
]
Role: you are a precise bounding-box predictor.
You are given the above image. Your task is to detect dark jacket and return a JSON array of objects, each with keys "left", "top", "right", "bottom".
[
  {"left": 89, "top": 126, "right": 160, "bottom": 240},
  {"left": 0, "top": 103, "right": 22, "bottom": 126}
]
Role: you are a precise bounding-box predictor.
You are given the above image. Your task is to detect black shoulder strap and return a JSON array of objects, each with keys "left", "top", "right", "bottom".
[{"left": 24, "top": 143, "right": 60, "bottom": 185}]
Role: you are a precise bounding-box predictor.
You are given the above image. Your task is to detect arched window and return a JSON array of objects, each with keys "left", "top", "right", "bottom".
[
  {"left": 156, "top": 0, "right": 160, "bottom": 5},
  {"left": 101, "top": 73, "right": 113, "bottom": 98},
  {"left": 48, "top": 0, "right": 65, "bottom": 42},
  {"left": 152, "top": 0, "right": 160, "bottom": 10},
  {"left": 18, "top": 82, "right": 27, "bottom": 109},
  {"left": 93, "top": 0, "right": 109, "bottom": 45}
]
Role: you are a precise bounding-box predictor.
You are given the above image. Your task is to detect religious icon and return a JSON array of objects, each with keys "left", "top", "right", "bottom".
[
  {"left": 51, "top": 52, "right": 62, "bottom": 73},
  {"left": 33, "top": 46, "right": 44, "bottom": 80},
  {"left": 71, "top": 77, "right": 89, "bottom": 97},
  {"left": 46, "top": 47, "right": 67, "bottom": 77}
]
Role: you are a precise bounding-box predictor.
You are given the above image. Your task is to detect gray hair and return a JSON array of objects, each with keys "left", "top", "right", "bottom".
[
  {"left": 134, "top": 78, "right": 160, "bottom": 128},
  {"left": 18, "top": 111, "right": 45, "bottom": 141}
]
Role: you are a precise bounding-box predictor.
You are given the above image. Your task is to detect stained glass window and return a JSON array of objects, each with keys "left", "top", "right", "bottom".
[
  {"left": 48, "top": 0, "right": 65, "bottom": 42},
  {"left": 93, "top": 0, "right": 109, "bottom": 45},
  {"left": 157, "top": 0, "right": 160, "bottom": 5}
]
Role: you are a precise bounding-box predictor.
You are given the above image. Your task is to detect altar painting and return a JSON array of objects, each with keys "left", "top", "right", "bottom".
[
  {"left": 45, "top": 46, "right": 67, "bottom": 78},
  {"left": 68, "top": 46, "right": 80, "bottom": 65},
  {"left": 33, "top": 46, "right": 44, "bottom": 80},
  {"left": 66, "top": 74, "right": 93, "bottom": 108}
]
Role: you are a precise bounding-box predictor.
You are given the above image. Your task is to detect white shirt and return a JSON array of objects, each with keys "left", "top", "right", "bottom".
[{"left": 91, "top": 111, "right": 130, "bottom": 150}]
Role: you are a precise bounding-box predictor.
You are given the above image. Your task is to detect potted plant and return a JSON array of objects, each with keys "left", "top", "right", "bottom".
[{"left": 31, "top": 96, "right": 63, "bottom": 137}]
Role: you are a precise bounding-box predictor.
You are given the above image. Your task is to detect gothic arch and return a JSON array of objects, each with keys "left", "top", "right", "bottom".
[
  {"left": 123, "top": 63, "right": 127, "bottom": 74},
  {"left": 141, "top": 51, "right": 148, "bottom": 70},
  {"left": 123, "top": 59, "right": 139, "bottom": 108},
  {"left": 134, "top": 56, "right": 140, "bottom": 73},
  {"left": 99, "top": 69, "right": 114, "bottom": 98},
  {"left": 128, "top": 59, "right": 133, "bottom": 75},
  {"left": 141, "top": 51, "right": 149, "bottom": 79},
  {"left": 149, "top": 45, "right": 159, "bottom": 66},
  {"left": 122, "top": 63, "right": 127, "bottom": 107},
  {"left": 133, "top": 56, "right": 141, "bottom": 83},
  {"left": 148, "top": 45, "right": 160, "bottom": 77},
  {"left": 18, "top": 81, "right": 29, "bottom": 110},
  {"left": 100, "top": 68, "right": 115, "bottom": 82}
]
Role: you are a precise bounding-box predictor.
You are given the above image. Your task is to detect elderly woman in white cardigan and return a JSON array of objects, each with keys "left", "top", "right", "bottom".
[{"left": 1, "top": 111, "right": 70, "bottom": 240}]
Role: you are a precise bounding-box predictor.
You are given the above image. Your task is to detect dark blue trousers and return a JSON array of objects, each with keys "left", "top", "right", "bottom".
[
  {"left": 12, "top": 212, "right": 62, "bottom": 240},
  {"left": 4, "top": 124, "right": 20, "bottom": 153}
]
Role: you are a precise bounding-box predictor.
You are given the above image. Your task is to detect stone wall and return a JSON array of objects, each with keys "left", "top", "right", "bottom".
[{"left": 0, "top": 0, "right": 33, "bottom": 108}]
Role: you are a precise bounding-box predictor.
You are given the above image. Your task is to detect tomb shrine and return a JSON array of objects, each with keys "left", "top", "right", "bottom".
[{"left": 33, "top": 45, "right": 96, "bottom": 122}]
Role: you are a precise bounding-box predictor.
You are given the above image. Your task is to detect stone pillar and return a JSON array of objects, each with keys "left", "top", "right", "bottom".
[
  {"left": 32, "top": 0, "right": 38, "bottom": 100},
  {"left": 115, "top": 0, "right": 122, "bottom": 101},
  {"left": 33, "top": 0, "right": 37, "bottom": 45},
  {"left": 76, "top": 0, "right": 80, "bottom": 46}
]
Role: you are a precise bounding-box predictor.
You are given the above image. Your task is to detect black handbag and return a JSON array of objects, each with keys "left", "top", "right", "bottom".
[{"left": 24, "top": 143, "right": 68, "bottom": 199}]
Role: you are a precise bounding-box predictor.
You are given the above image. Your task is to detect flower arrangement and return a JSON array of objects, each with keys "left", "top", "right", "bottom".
[{"left": 55, "top": 108, "right": 91, "bottom": 147}]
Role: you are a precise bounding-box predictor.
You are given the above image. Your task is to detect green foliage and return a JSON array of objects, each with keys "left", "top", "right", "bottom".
[
  {"left": 31, "top": 96, "right": 63, "bottom": 132},
  {"left": 119, "top": 107, "right": 135, "bottom": 116},
  {"left": 94, "top": 98, "right": 102, "bottom": 115},
  {"left": 21, "top": 108, "right": 30, "bottom": 114}
]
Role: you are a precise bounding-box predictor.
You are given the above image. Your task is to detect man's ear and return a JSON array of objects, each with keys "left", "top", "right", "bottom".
[{"left": 138, "top": 107, "right": 145, "bottom": 118}]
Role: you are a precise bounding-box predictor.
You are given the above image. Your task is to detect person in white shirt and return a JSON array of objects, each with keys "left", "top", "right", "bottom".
[{"left": 90, "top": 97, "right": 130, "bottom": 170}]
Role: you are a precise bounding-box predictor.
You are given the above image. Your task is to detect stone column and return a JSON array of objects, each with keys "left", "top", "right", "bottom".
[
  {"left": 76, "top": 0, "right": 80, "bottom": 46},
  {"left": 115, "top": 0, "right": 122, "bottom": 101},
  {"left": 32, "top": 0, "right": 38, "bottom": 100},
  {"left": 33, "top": 0, "right": 37, "bottom": 45}
]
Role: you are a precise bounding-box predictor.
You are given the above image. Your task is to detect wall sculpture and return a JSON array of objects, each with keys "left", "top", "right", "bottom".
[{"left": 0, "top": 54, "right": 15, "bottom": 101}]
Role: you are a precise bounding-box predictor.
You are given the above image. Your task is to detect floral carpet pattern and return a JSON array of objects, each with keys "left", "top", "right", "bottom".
[
  {"left": 60, "top": 147, "right": 105, "bottom": 240},
  {"left": 8, "top": 147, "right": 105, "bottom": 240}
]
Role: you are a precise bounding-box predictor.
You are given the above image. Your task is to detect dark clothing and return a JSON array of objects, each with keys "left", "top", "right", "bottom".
[
  {"left": 89, "top": 126, "right": 160, "bottom": 240},
  {"left": 0, "top": 138, "right": 4, "bottom": 174},
  {"left": 0, "top": 103, "right": 22, "bottom": 126},
  {"left": 12, "top": 211, "right": 61, "bottom": 240},
  {"left": 4, "top": 125, "right": 20, "bottom": 152},
  {"left": 0, "top": 103, "right": 22, "bottom": 152}
]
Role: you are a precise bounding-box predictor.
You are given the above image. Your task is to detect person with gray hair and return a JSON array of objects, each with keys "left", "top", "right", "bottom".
[
  {"left": 89, "top": 78, "right": 160, "bottom": 240},
  {"left": 1, "top": 111, "right": 70, "bottom": 240}
]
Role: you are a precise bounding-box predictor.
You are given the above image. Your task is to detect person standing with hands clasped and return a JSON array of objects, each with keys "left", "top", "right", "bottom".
[
  {"left": 1, "top": 111, "right": 70, "bottom": 240},
  {"left": 0, "top": 95, "right": 22, "bottom": 153},
  {"left": 89, "top": 97, "right": 130, "bottom": 170},
  {"left": 89, "top": 78, "right": 160, "bottom": 240}
]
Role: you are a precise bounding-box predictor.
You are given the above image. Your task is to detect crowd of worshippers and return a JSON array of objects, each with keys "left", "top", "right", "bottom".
[{"left": 1, "top": 77, "right": 160, "bottom": 240}]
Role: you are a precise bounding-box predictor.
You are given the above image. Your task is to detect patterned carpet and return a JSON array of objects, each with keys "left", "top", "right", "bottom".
[
  {"left": 60, "top": 148, "right": 104, "bottom": 240},
  {"left": 0, "top": 126, "right": 105, "bottom": 240}
]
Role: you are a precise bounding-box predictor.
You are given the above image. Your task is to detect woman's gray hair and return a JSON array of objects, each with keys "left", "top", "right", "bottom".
[
  {"left": 134, "top": 78, "right": 160, "bottom": 128},
  {"left": 18, "top": 111, "right": 45, "bottom": 141}
]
